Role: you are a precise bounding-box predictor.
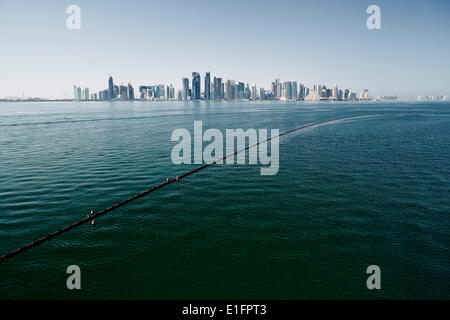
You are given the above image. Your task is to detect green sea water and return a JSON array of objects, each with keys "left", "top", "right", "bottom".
[{"left": 0, "top": 101, "right": 449, "bottom": 299}]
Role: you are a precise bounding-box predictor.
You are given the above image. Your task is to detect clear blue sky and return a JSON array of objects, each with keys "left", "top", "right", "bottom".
[{"left": 1, "top": 0, "right": 449, "bottom": 99}]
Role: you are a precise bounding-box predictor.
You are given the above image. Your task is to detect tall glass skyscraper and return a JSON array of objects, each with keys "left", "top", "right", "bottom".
[
  {"left": 292, "top": 82, "right": 298, "bottom": 100},
  {"left": 213, "top": 77, "right": 222, "bottom": 100},
  {"left": 284, "top": 82, "right": 292, "bottom": 100},
  {"left": 182, "top": 77, "right": 189, "bottom": 100},
  {"left": 73, "top": 85, "right": 79, "bottom": 100},
  {"left": 191, "top": 72, "right": 201, "bottom": 100},
  {"left": 204, "top": 72, "right": 211, "bottom": 100},
  {"left": 128, "top": 83, "right": 134, "bottom": 100},
  {"left": 108, "top": 76, "right": 114, "bottom": 100}
]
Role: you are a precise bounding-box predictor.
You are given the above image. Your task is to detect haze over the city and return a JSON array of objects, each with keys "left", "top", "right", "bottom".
[{"left": 1, "top": 0, "right": 449, "bottom": 99}]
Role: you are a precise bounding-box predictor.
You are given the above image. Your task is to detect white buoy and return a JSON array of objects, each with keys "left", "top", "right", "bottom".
[{"left": 91, "top": 220, "right": 96, "bottom": 225}]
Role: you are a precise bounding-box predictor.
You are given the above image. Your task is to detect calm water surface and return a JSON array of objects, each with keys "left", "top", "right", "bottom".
[{"left": 0, "top": 101, "right": 449, "bottom": 299}]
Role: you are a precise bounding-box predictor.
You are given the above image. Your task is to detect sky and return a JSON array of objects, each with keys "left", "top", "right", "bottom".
[{"left": 0, "top": 0, "right": 449, "bottom": 99}]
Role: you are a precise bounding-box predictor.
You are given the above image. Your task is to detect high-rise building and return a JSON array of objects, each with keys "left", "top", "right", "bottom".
[
  {"left": 119, "top": 85, "right": 128, "bottom": 100},
  {"left": 108, "top": 76, "right": 114, "bottom": 100},
  {"left": 273, "top": 79, "right": 280, "bottom": 98},
  {"left": 82, "top": 88, "right": 90, "bottom": 100},
  {"left": 244, "top": 83, "right": 251, "bottom": 100},
  {"left": 236, "top": 82, "right": 244, "bottom": 100},
  {"left": 332, "top": 85, "right": 338, "bottom": 100},
  {"left": 225, "top": 80, "right": 235, "bottom": 100},
  {"left": 182, "top": 78, "right": 189, "bottom": 100},
  {"left": 317, "top": 85, "right": 322, "bottom": 97},
  {"left": 235, "top": 86, "right": 240, "bottom": 100},
  {"left": 126, "top": 84, "right": 134, "bottom": 100},
  {"left": 362, "top": 89, "right": 369, "bottom": 100},
  {"left": 191, "top": 72, "right": 201, "bottom": 100},
  {"left": 277, "top": 82, "right": 283, "bottom": 99},
  {"left": 259, "top": 88, "right": 265, "bottom": 100},
  {"left": 204, "top": 72, "right": 211, "bottom": 100},
  {"left": 167, "top": 84, "right": 175, "bottom": 100},
  {"left": 284, "top": 82, "right": 292, "bottom": 100},
  {"left": 139, "top": 86, "right": 150, "bottom": 100},
  {"left": 292, "top": 82, "right": 297, "bottom": 101},
  {"left": 298, "top": 84, "right": 305, "bottom": 100},
  {"left": 213, "top": 77, "right": 223, "bottom": 100},
  {"left": 99, "top": 90, "right": 108, "bottom": 101},
  {"left": 251, "top": 84, "right": 257, "bottom": 100},
  {"left": 73, "top": 85, "right": 80, "bottom": 100}
]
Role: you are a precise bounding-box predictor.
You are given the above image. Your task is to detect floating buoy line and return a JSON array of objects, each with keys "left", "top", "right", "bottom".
[{"left": 0, "top": 114, "right": 381, "bottom": 263}]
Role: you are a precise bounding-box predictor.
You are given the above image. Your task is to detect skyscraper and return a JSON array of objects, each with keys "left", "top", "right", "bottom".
[
  {"left": 82, "top": 87, "right": 90, "bottom": 101},
  {"left": 277, "top": 81, "right": 283, "bottom": 99},
  {"left": 73, "top": 85, "right": 80, "bottom": 100},
  {"left": 244, "top": 83, "right": 250, "bottom": 100},
  {"left": 108, "top": 76, "right": 114, "bottom": 100},
  {"left": 299, "top": 84, "right": 305, "bottom": 100},
  {"left": 274, "top": 79, "right": 280, "bottom": 98},
  {"left": 213, "top": 77, "right": 222, "bottom": 100},
  {"left": 284, "top": 82, "right": 292, "bottom": 100},
  {"left": 237, "top": 82, "right": 245, "bottom": 100},
  {"left": 99, "top": 90, "right": 108, "bottom": 101},
  {"left": 119, "top": 85, "right": 128, "bottom": 100},
  {"left": 167, "top": 84, "right": 175, "bottom": 99},
  {"left": 362, "top": 89, "right": 369, "bottom": 100},
  {"left": 251, "top": 84, "right": 257, "bottom": 100},
  {"left": 221, "top": 82, "right": 224, "bottom": 100},
  {"left": 332, "top": 85, "right": 338, "bottom": 100},
  {"left": 157, "top": 84, "right": 165, "bottom": 99},
  {"left": 292, "top": 82, "right": 298, "bottom": 101},
  {"left": 182, "top": 78, "right": 189, "bottom": 100},
  {"left": 191, "top": 72, "right": 201, "bottom": 100},
  {"left": 128, "top": 83, "right": 134, "bottom": 100},
  {"left": 225, "top": 80, "right": 235, "bottom": 100},
  {"left": 204, "top": 72, "right": 211, "bottom": 100},
  {"left": 259, "top": 87, "right": 265, "bottom": 100}
]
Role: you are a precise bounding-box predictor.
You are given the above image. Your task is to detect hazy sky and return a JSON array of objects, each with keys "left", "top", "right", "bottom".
[{"left": 1, "top": 0, "right": 449, "bottom": 99}]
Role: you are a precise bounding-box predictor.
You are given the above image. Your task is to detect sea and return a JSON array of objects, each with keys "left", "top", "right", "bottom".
[{"left": 0, "top": 100, "right": 449, "bottom": 299}]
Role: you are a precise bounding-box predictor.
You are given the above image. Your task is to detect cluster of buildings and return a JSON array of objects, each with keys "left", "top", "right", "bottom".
[
  {"left": 139, "top": 84, "right": 176, "bottom": 100},
  {"left": 417, "top": 95, "right": 448, "bottom": 101},
  {"left": 178, "top": 73, "right": 371, "bottom": 102},
  {"left": 181, "top": 72, "right": 257, "bottom": 101},
  {"left": 73, "top": 73, "right": 375, "bottom": 102},
  {"left": 74, "top": 77, "right": 135, "bottom": 101}
]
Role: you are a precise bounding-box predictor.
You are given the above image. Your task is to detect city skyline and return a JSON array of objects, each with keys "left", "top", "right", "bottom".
[
  {"left": 68, "top": 72, "right": 448, "bottom": 102},
  {"left": 71, "top": 72, "right": 381, "bottom": 102},
  {"left": 1, "top": 0, "right": 450, "bottom": 99}
]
